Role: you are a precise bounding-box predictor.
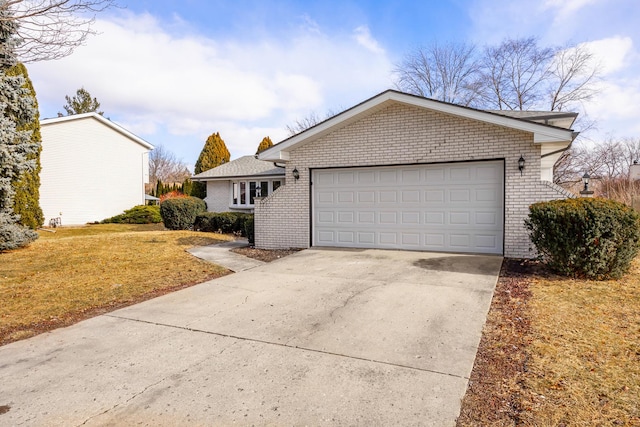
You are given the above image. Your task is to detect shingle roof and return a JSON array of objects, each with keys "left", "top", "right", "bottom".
[
  {"left": 486, "top": 110, "right": 578, "bottom": 129},
  {"left": 192, "top": 155, "right": 285, "bottom": 180}
]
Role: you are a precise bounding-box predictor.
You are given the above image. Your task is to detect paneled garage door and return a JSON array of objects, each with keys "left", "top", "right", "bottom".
[{"left": 312, "top": 161, "right": 504, "bottom": 254}]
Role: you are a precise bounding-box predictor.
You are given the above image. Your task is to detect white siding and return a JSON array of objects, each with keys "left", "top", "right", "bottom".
[
  {"left": 205, "top": 181, "right": 231, "bottom": 212},
  {"left": 40, "top": 116, "right": 151, "bottom": 225}
]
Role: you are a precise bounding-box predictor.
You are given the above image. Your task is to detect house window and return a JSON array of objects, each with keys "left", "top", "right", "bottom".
[
  {"left": 231, "top": 179, "right": 283, "bottom": 208},
  {"left": 249, "top": 181, "right": 269, "bottom": 204}
]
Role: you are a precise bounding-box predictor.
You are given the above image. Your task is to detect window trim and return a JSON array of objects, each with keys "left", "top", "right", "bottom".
[{"left": 229, "top": 178, "right": 284, "bottom": 208}]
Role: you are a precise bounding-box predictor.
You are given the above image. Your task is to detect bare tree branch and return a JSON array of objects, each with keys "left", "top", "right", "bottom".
[
  {"left": 286, "top": 109, "right": 340, "bottom": 136},
  {"left": 394, "top": 41, "right": 480, "bottom": 106},
  {"left": 547, "top": 43, "right": 601, "bottom": 111},
  {"left": 0, "top": 0, "right": 116, "bottom": 63},
  {"left": 149, "top": 145, "right": 191, "bottom": 186},
  {"left": 478, "top": 37, "right": 556, "bottom": 110}
]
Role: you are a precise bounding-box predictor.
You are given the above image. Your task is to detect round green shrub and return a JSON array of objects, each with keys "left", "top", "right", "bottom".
[
  {"left": 160, "top": 197, "right": 206, "bottom": 230},
  {"left": 525, "top": 197, "right": 640, "bottom": 279},
  {"left": 102, "top": 205, "right": 162, "bottom": 224}
]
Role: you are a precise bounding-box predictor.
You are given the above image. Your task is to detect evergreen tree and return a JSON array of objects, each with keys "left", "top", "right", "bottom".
[
  {"left": 7, "top": 63, "right": 44, "bottom": 229},
  {"left": 0, "top": 12, "right": 39, "bottom": 250},
  {"left": 62, "top": 87, "right": 103, "bottom": 115},
  {"left": 155, "top": 179, "right": 164, "bottom": 197},
  {"left": 181, "top": 177, "right": 193, "bottom": 197},
  {"left": 192, "top": 132, "right": 230, "bottom": 198},
  {"left": 256, "top": 136, "right": 273, "bottom": 154}
]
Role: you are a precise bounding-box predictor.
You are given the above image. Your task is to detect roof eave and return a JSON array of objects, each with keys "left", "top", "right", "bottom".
[
  {"left": 40, "top": 112, "right": 154, "bottom": 150},
  {"left": 258, "top": 90, "right": 576, "bottom": 161},
  {"left": 191, "top": 172, "right": 286, "bottom": 182}
]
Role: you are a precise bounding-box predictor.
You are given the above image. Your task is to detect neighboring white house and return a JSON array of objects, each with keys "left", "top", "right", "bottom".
[
  {"left": 39, "top": 113, "right": 153, "bottom": 225},
  {"left": 191, "top": 155, "right": 286, "bottom": 213}
]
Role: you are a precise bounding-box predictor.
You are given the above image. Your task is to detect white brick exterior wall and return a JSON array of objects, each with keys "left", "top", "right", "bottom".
[{"left": 255, "top": 103, "right": 571, "bottom": 258}]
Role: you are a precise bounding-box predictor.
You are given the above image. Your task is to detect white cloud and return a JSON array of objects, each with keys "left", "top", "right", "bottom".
[
  {"left": 28, "top": 11, "right": 393, "bottom": 161},
  {"left": 579, "top": 36, "right": 634, "bottom": 75},
  {"left": 543, "top": 0, "right": 601, "bottom": 17},
  {"left": 353, "top": 25, "right": 385, "bottom": 54}
]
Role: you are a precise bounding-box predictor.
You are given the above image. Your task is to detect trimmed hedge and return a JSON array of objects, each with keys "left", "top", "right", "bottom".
[
  {"left": 160, "top": 197, "right": 206, "bottom": 230},
  {"left": 245, "top": 215, "right": 255, "bottom": 245},
  {"left": 525, "top": 197, "right": 640, "bottom": 279},
  {"left": 102, "top": 205, "right": 162, "bottom": 224},
  {"left": 194, "top": 212, "right": 252, "bottom": 236}
]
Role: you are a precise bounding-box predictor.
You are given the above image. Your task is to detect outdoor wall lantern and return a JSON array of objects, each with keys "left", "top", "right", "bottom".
[
  {"left": 518, "top": 155, "right": 525, "bottom": 175},
  {"left": 292, "top": 167, "right": 300, "bottom": 180},
  {"left": 580, "top": 172, "right": 594, "bottom": 197}
]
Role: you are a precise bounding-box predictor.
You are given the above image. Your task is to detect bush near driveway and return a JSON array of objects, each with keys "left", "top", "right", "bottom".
[
  {"left": 194, "top": 212, "right": 252, "bottom": 236},
  {"left": 160, "top": 196, "right": 206, "bottom": 230},
  {"left": 244, "top": 216, "right": 254, "bottom": 244},
  {"left": 102, "top": 205, "right": 162, "bottom": 224},
  {"left": 526, "top": 197, "right": 640, "bottom": 279}
]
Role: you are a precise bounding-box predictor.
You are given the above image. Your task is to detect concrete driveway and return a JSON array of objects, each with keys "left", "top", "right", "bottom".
[{"left": 0, "top": 248, "right": 502, "bottom": 426}]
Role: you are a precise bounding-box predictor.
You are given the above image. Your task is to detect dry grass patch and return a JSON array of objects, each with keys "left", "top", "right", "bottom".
[
  {"left": 458, "top": 258, "right": 639, "bottom": 426},
  {"left": 1, "top": 224, "right": 232, "bottom": 345},
  {"left": 522, "top": 259, "right": 640, "bottom": 426}
]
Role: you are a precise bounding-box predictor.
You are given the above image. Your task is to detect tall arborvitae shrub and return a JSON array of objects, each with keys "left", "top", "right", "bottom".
[
  {"left": 181, "top": 177, "right": 193, "bottom": 196},
  {"left": 256, "top": 136, "right": 273, "bottom": 154},
  {"left": 0, "top": 15, "right": 39, "bottom": 251},
  {"left": 192, "top": 132, "right": 230, "bottom": 198},
  {"left": 7, "top": 63, "right": 43, "bottom": 229},
  {"left": 526, "top": 198, "right": 640, "bottom": 280}
]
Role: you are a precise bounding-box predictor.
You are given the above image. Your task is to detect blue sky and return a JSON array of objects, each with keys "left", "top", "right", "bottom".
[{"left": 26, "top": 0, "right": 640, "bottom": 170}]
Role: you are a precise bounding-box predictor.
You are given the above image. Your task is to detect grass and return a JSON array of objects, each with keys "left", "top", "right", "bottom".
[
  {"left": 458, "top": 257, "right": 640, "bottom": 426},
  {"left": 522, "top": 259, "right": 640, "bottom": 425},
  {"left": 0, "top": 224, "right": 233, "bottom": 344}
]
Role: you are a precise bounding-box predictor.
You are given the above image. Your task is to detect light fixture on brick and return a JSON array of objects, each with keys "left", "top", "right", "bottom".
[
  {"left": 518, "top": 155, "right": 525, "bottom": 175},
  {"left": 292, "top": 167, "right": 300, "bottom": 180}
]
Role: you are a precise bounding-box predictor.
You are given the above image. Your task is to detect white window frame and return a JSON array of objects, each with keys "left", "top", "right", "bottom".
[{"left": 230, "top": 178, "right": 283, "bottom": 208}]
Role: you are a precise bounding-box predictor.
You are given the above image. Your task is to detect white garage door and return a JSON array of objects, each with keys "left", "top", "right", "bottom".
[{"left": 312, "top": 161, "right": 504, "bottom": 254}]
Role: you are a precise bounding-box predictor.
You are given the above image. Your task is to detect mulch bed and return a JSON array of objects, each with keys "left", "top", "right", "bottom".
[
  {"left": 230, "top": 246, "right": 302, "bottom": 262},
  {"left": 456, "top": 259, "right": 545, "bottom": 426}
]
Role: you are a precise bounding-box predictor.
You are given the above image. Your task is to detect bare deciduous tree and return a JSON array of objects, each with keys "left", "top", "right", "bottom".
[
  {"left": 394, "top": 41, "right": 480, "bottom": 106},
  {"left": 286, "top": 109, "right": 341, "bottom": 136},
  {"left": 0, "top": 0, "right": 115, "bottom": 63},
  {"left": 478, "top": 37, "right": 556, "bottom": 110},
  {"left": 394, "top": 37, "right": 600, "bottom": 114},
  {"left": 149, "top": 145, "right": 191, "bottom": 186},
  {"left": 547, "top": 43, "right": 600, "bottom": 112}
]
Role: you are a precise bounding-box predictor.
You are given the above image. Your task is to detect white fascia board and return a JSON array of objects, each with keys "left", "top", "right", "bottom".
[
  {"left": 192, "top": 173, "right": 286, "bottom": 182},
  {"left": 258, "top": 90, "right": 575, "bottom": 161},
  {"left": 41, "top": 112, "right": 154, "bottom": 150}
]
